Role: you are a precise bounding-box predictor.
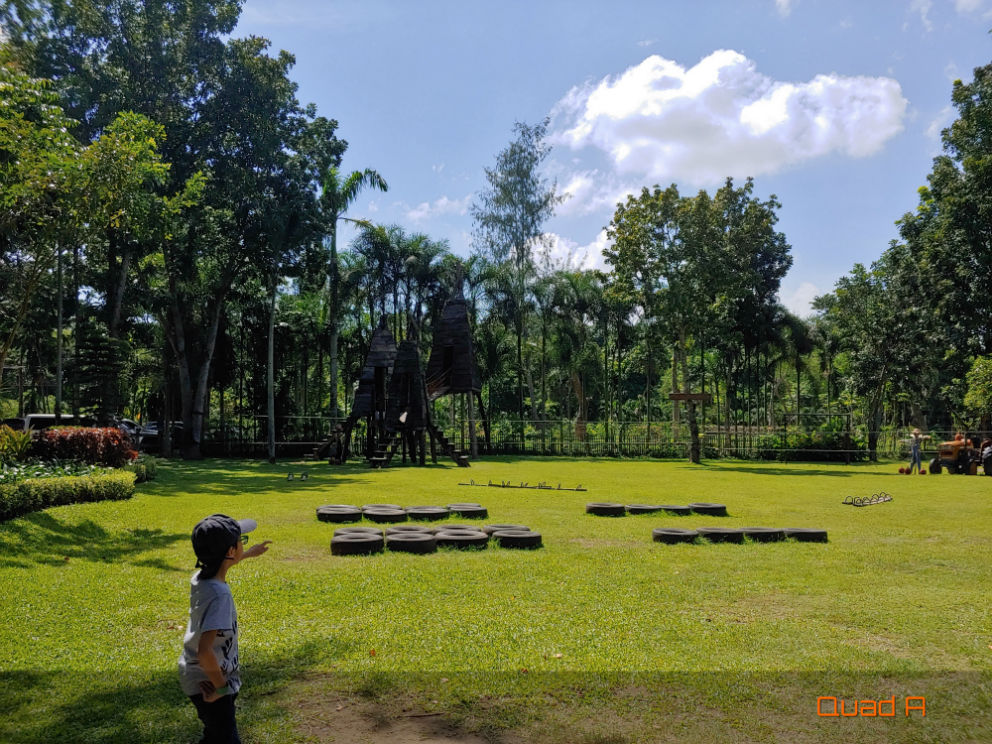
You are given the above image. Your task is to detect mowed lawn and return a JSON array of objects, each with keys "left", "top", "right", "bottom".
[{"left": 1, "top": 456, "right": 990, "bottom": 743}]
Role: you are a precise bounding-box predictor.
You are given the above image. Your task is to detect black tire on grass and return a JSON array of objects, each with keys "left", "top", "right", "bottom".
[
  {"left": 316, "top": 507, "right": 363, "bottom": 523},
  {"left": 784, "top": 528, "right": 829, "bottom": 543},
  {"left": 386, "top": 532, "right": 437, "bottom": 554},
  {"left": 483, "top": 524, "right": 530, "bottom": 535},
  {"left": 331, "top": 533, "right": 384, "bottom": 556},
  {"left": 435, "top": 530, "right": 490, "bottom": 549},
  {"left": 362, "top": 504, "right": 402, "bottom": 511},
  {"left": 740, "top": 527, "right": 786, "bottom": 543},
  {"left": 448, "top": 505, "right": 488, "bottom": 519},
  {"left": 695, "top": 527, "right": 745, "bottom": 544},
  {"left": 446, "top": 503, "right": 483, "bottom": 509},
  {"left": 652, "top": 528, "right": 699, "bottom": 544},
  {"left": 689, "top": 503, "right": 728, "bottom": 517},
  {"left": 333, "top": 527, "right": 383, "bottom": 536},
  {"left": 385, "top": 524, "right": 433, "bottom": 535},
  {"left": 363, "top": 509, "right": 409, "bottom": 524},
  {"left": 626, "top": 504, "right": 664, "bottom": 515},
  {"left": 441, "top": 524, "right": 487, "bottom": 533},
  {"left": 406, "top": 507, "right": 451, "bottom": 521},
  {"left": 658, "top": 505, "right": 693, "bottom": 516},
  {"left": 586, "top": 502, "right": 627, "bottom": 517},
  {"left": 491, "top": 530, "right": 543, "bottom": 549}
]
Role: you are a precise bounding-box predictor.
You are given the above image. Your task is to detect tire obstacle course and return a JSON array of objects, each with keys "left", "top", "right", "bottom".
[
  {"left": 582, "top": 501, "right": 827, "bottom": 544},
  {"left": 652, "top": 526, "right": 827, "bottom": 545},
  {"left": 320, "top": 504, "right": 541, "bottom": 554},
  {"left": 585, "top": 502, "right": 726, "bottom": 517}
]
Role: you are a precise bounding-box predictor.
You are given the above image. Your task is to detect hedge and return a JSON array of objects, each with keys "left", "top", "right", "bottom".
[
  {"left": 30, "top": 427, "right": 138, "bottom": 468},
  {"left": 0, "top": 470, "right": 136, "bottom": 522},
  {"left": 123, "top": 456, "right": 158, "bottom": 484}
]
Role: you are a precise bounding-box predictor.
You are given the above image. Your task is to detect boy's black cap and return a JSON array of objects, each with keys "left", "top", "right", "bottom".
[{"left": 192, "top": 514, "right": 257, "bottom": 567}]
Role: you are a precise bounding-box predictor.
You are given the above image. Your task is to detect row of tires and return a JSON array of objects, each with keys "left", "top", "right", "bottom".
[
  {"left": 330, "top": 524, "right": 542, "bottom": 555},
  {"left": 653, "top": 527, "right": 828, "bottom": 544},
  {"left": 587, "top": 502, "right": 728, "bottom": 517},
  {"left": 317, "top": 503, "right": 488, "bottom": 524}
]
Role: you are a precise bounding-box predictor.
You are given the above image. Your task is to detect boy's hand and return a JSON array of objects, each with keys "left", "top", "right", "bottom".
[
  {"left": 199, "top": 680, "right": 223, "bottom": 703},
  {"left": 244, "top": 540, "right": 272, "bottom": 559}
]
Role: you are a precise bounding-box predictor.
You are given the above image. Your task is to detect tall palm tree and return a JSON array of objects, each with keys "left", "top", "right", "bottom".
[{"left": 320, "top": 166, "right": 388, "bottom": 417}]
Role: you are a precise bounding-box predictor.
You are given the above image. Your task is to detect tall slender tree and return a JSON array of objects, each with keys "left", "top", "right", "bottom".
[
  {"left": 320, "top": 166, "right": 387, "bottom": 416},
  {"left": 471, "top": 118, "right": 562, "bottom": 437}
]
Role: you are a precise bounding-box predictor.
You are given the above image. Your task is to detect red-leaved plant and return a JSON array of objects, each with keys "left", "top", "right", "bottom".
[{"left": 31, "top": 427, "right": 139, "bottom": 468}]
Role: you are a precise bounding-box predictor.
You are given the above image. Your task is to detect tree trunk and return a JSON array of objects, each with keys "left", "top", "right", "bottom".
[
  {"left": 677, "top": 333, "right": 700, "bottom": 464},
  {"left": 526, "top": 354, "right": 539, "bottom": 423},
  {"left": 467, "top": 389, "right": 478, "bottom": 458},
  {"left": 55, "top": 245, "right": 64, "bottom": 422},
  {"left": 572, "top": 371, "right": 586, "bottom": 441},
  {"left": 267, "top": 273, "right": 277, "bottom": 463},
  {"left": 109, "top": 248, "right": 131, "bottom": 339}
]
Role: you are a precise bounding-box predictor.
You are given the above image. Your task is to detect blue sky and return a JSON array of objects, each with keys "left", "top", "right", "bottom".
[{"left": 236, "top": 0, "right": 992, "bottom": 316}]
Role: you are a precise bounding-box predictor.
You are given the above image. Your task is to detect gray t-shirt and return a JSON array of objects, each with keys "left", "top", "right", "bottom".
[{"left": 177, "top": 573, "right": 241, "bottom": 696}]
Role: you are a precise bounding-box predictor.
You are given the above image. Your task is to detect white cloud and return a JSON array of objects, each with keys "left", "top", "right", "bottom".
[
  {"left": 910, "top": 0, "right": 933, "bottom": 32},
  {"left": 432, "top": 163, "right": 445, "bottom": 173},
  {"left": 538, "top": 231, "right": 612, "bottom": 273},
  {"left": 954, "top": 0, "right": 992, "bottom": 14},
  {"left": 557, "top": 170, "right": 635, "bottom": 217},
  {"left": 404, "top": 194, "right": 471, "bottom": 222},
  {"left": 552, "top": 50, "right": 907, "bottom": 187},
  {"left": 782, "top": 281, "right": 821, "bottom": 317},
  {"left": 637, "top": 39, "right": 657, "bottom": 47},
  {"left": 775, "top": 0, "right": 794, "bottom": 17}
]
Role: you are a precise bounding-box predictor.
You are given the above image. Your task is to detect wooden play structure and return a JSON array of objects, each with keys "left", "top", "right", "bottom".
[{"left": 325, "top": 284, "right": 489, "bottom": 468}]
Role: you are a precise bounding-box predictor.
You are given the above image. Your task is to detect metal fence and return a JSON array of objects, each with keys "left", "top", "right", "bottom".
[{"left": 183, "top": 415, "right": 991, "bottom": 462}]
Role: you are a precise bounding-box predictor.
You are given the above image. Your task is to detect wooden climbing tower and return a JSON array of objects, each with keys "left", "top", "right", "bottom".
[
  {"left": 425, "top": 286, "right": 490, "bottom": 460},
  {"left": 339, "top": 318, "right": 397, "bottom": 462}
]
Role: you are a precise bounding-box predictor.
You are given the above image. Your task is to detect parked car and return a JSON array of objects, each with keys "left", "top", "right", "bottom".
[
  {"left": 116, "top": 418, "right": 143, "bottom": 446},
  {"left": 9, "top": 413, "right": 96, "bottom": 432},
  {"left": 139, "top": 421, "right": 184, "bottom": 451}
]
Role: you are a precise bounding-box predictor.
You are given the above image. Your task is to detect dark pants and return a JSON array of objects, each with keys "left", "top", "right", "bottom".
[{"left": 189, "top": 693, "right": 241, "bottom": 744}]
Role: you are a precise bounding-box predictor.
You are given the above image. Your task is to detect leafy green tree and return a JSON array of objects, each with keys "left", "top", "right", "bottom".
[
  {"left": 320, "top": 166, "right": 387, "bottom": 416},
  {"left": 471, "top": 118, "right": 562, "bottom": 432},
  {"left": 964, "top": 356, "right": 992, "bottom": 429},
  {"left": 893, "top": 60, "right": 992, "bottom": 424},
  {"left": 0, "top": 64, "right": 80, "bottom": 394}
]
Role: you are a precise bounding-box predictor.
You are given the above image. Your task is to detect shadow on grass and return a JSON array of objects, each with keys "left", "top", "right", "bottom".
[
  {"left": 698, "top": 462, "right": 894, "bottom": 477},
  {"left": 0, "top": 638, "right": 355, "bottom": 744},
  {"left": 276, "top": 669, "right": 992, "bottom": 744},
  {"left": 0, "top": 511, "right": 187, "bottom": 569},
  {"left": 145, "top": 458, "right": 379, "bottom": 498},
  {"left": 475, "top": 455, "right": 896, "bottom": 478}
]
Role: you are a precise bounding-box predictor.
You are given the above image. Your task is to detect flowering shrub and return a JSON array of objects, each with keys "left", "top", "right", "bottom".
[
  {"left": 31, "top": 427, "right": 139, "bottom": 467},
  {"left": 0, "top": 461, "right": 107, "bottom": 485}
]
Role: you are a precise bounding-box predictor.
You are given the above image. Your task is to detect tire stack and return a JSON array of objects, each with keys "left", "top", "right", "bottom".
[
  {"left": 652, "top": 526, "right": 828, "bottom": 545},
  {"left": 586, "top": 502, "right": 723, "bottom": 517},
  {"left": 324, "top": 513, "right": 542, "bottom": 555}
]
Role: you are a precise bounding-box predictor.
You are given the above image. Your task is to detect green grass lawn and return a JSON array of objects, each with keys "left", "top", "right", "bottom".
[{"left": 1, "top": 456, "right": 990, "bottom": 743}]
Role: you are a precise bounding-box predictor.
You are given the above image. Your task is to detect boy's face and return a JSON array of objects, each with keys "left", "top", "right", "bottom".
[{"left": 225, "top": 537, "right": 244, "bottom": 562}]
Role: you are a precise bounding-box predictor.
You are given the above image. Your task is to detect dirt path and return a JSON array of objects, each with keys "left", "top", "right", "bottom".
[{"left": 293, "top": 697, "right": 491, "bottom": 744}]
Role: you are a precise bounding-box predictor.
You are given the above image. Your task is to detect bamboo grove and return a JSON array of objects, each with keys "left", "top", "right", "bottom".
[{"left": 2, "top": 3, "right": 992, "bottom": 461}]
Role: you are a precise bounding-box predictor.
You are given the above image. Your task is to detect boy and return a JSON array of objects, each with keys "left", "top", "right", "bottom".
[{"left": 178, "top": 514, "right": 272, "bottom": 744}]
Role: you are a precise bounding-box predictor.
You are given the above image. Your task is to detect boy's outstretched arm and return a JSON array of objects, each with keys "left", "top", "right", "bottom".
[{"left": 242, "top": 540, "right": 272, "bottom": 560}]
